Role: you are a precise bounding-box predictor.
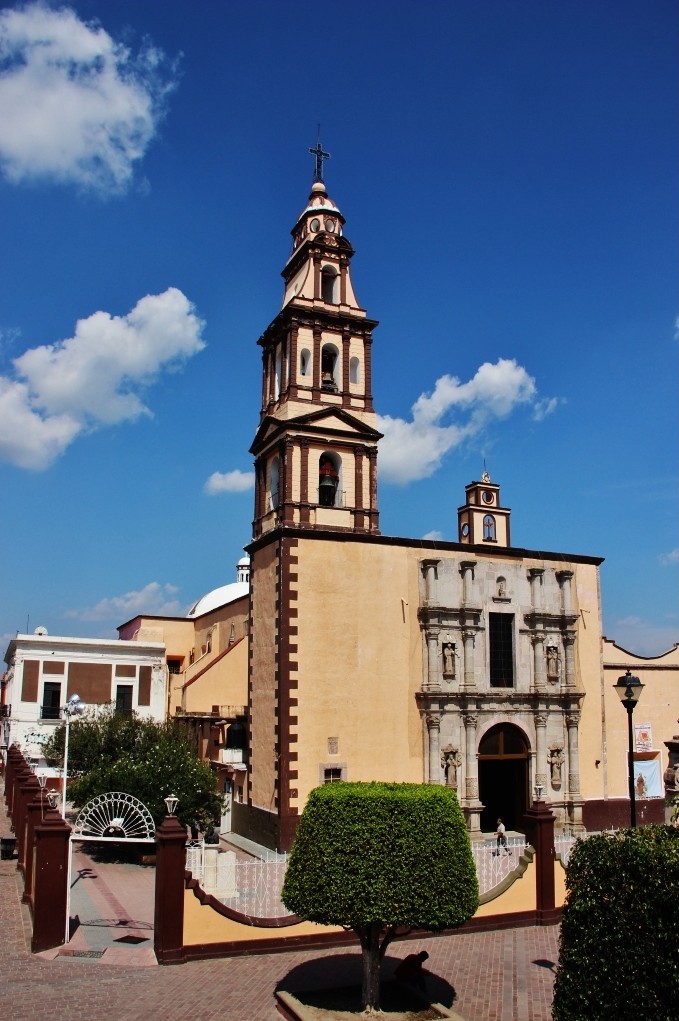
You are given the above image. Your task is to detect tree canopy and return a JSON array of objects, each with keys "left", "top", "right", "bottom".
[
  {"left": 42, "top": 705, "right": 222, "bottom": 828},
  {"left": 282, "top": 782, "right": 478, "bottom": 1011}
]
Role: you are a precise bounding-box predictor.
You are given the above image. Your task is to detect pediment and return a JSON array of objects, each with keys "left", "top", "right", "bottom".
[{"left": 250, "top": 407, "right": 382, "bottom": 453}]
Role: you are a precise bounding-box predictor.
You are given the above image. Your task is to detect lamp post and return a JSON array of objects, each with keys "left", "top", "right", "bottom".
[
  {"left": 61, "top": 694, "right": 86, "bottom": 819},
  {"left": 614, "top": 669, "right": 644, "bottom": 827}
]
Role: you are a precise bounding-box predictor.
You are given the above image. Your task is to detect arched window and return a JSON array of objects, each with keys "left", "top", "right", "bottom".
[
  {"left": 483, "top": 515, "right": 496, "bottom": 541},
  {"left": 299, "top": 348, "right": 311, "bottom": 377},
  {"left": 269, "top": 456, "right": 279, "bottom": 510},
  {"left": 321, "top": 265, "right": 338, "bottom": 303},
  {"left": 350, "top": 356, "right": 360, "bottom": 385},
  {"left": 274, "top": 347, "right": 282, "bottom": 399},
  {"left": 321, "top": 344, "right": 339, "bottom": 391},
  {"left": 318, "top": 453, "right": 341, "bottom": 507}
]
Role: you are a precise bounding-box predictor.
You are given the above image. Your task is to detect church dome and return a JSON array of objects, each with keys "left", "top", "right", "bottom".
[
  {"left": 187, "top": 581, "right": 249, "bottom": 618},
  {"left": 187, "top": 553, "right": 250, "bottom": 618}
]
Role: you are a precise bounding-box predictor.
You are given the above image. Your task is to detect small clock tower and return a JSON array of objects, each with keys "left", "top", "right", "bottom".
[
  {"left": 457, "top": 471, "right": 511, "bottom": 547},
  {"left": 250, "top": 146, "right": 381, "bottom": 538}
]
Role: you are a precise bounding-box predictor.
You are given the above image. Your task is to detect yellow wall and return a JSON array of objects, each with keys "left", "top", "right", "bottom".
[
  {"left": 292, "top": 539, "right": 422, "bottom": 809},
  {"left": 183, "top": 637, "right": 248, "bottom": 714},
  {"left": 599, "top": 639, "right": 679, "bottom": 800}
]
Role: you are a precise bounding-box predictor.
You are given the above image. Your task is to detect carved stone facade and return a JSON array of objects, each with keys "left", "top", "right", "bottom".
[{"left": 417, "top": 538, "right": 587, "bottom": 835}]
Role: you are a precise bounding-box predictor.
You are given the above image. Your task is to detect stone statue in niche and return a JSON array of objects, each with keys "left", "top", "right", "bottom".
[
  {"left": 549, "top": 747, "right": 564, "bottom": 788},
  {"left": 441, "top": 745, "right": 461, "bottom": 788},
  {"left": 442, "top": 642, "right": 456, "bottom": 678},
  {"left": 497, "top": 577, "right": 506, "bottom": 598},
  {"left": 546, "top": 645, "right": 560, "bottom": 681}
]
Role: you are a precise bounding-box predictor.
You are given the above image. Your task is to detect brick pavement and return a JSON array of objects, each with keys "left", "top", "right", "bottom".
[{"left": 0, "top": 784, "right": 559, "bottom": 1021}]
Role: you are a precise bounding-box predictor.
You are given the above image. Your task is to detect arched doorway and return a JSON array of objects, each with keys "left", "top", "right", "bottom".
[{"left": 478, "top": 723, "right": 530, "bottom": 833}]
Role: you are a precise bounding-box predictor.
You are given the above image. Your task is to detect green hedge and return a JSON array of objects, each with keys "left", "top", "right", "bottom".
[
  {"left": 281, "top": 781, "right": 478, "bottom": 930},
  {"left": 553, "top": 825, "right": 679, "bottom": 1021}
]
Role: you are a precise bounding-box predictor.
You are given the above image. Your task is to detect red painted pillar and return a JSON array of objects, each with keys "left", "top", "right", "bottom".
[
  {"left": 4, "top": 745, "right": 21, "bottom": 810},
  {"left": 31, "top": 807, "right": 71, "bottom": 953},
  {"left": 23, "top": 789, "right": 51, "bottom": 908},
  {"left": 523, "top": 795, "right": 559, "bottom": 924},
  {"left": 16, "top": 771, "right": 40, "bottom": 874},
  {"left": 154, "top": 813, "right": 187, "bottom": 964},
  {"left": 6, "top": 749, "right": 28, "bottom": 826}
]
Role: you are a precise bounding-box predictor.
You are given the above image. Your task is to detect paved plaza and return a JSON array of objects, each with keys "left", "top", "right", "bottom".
[{"left": 0, "top": 790, "right": 559, "bottom": 1021}]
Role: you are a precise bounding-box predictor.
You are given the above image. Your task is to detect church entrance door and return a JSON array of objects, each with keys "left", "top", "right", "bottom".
[{"left": 478, "top": 724, "right": 529, "bottom": 833}]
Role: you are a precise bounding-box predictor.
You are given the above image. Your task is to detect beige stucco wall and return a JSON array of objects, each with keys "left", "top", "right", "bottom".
[
  {"left": 183, "top": 861, "right": 547, "bottom": 949},
  {"left": 291, "top": 538, "right": 423, "bottom": 810},
  {"left": 183, "top": 888, "right": 342, "bottom": 945},
  {"left": 598, "top": 639, "right": 679, "bottom": 800},
  {"left": 249, "top": 541, "right": 279, "bottom": 811},
  {"left": 182, "top": 637, "right": 248, "bottom": 714}
]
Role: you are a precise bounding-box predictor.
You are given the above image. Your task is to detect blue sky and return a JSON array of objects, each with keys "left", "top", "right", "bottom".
[{"left": 0, "top": 0, "right": 676, "bottom": 657}]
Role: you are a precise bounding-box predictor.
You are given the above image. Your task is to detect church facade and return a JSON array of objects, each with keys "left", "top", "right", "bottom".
[{"left": 234, "top": 160, "right": 661, "bottom": 853}]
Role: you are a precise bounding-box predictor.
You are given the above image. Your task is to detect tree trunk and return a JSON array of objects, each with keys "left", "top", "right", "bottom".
[{"left": 359, "top": 923, "right": 383, "bottom": 1012}]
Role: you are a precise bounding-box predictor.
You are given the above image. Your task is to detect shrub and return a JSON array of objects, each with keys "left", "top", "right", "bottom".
[
  {"left": 552, "top": 825, "right": 679, "bottom": 1021},
  {"left": 282, "top": 782, "right": 478, "bottom": 1011}
]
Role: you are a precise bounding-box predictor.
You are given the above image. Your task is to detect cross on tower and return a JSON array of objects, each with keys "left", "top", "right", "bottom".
[{"left": 308, "top": 139, "right": 331, "bottom": 183}]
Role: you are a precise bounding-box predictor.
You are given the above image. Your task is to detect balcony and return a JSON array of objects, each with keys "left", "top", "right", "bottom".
[{"left": 220, "top": 748, "right": 246, "bottom": 766}]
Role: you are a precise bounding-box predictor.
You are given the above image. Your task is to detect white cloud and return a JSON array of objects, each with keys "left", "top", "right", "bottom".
[
  {"left": 0, "top": 287, "right": 205, "bottom": 469},
  {"left": 533, "top": 396, "right": 561, "bottom": 421},
  {"left": 659, "top": 548, "right": 679, "bottom": 566},
  {"left": 421, "top": 530, "right": 444, "bottom": 541},
  {"left": 65, "top": 582, "right": 182, "bottom": 622},
  {"left": 377, "top": 359, "right": 546, "bottom": 484},
  {"left": 204, "top": 469, "right": 255, "bottom": 495},
  {"left": 0, "top": 2, "right": 178, "bottom": 195}
]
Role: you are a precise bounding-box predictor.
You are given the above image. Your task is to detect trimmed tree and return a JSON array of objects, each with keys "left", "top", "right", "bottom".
[
  {"left": 553, "top": 826, "right": 679, "bottom": 1020},
  {"left": 281, "top": 782, "right": 478, "bottom": 1012},
  {"left": 42, "top": 705, "right": 222, "bottom": 828}
]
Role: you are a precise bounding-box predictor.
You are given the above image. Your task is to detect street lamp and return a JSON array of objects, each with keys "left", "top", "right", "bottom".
[
  {"left": 61, "top": 694, "right": 86, "bottom": 818},
  {"left": 164, "top": 794, "right": 179, "bottom": 816},
  {"left": 614, "top": 669, "right": 644, "bottom": 827}
]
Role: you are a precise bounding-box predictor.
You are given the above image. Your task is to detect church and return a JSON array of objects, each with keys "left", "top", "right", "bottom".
[
  {"left": 233, "top": 151, "right": 674, "bottom": 853},
  {"left": 4, "top": 152, "right": 676, "bottom": 852}
]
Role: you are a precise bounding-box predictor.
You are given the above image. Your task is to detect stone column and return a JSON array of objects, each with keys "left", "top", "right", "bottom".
[
  {"left": 566, "top": 712, "right": 581, "bottom": 797},
  {"left": 535, "top": 712, "right": 548, "bottom": 791},
  {"left": 556, "top": 570, "right": 574, "bottom": 615},
  {"left": 31, "top": 807, "right": 71, "bottom": 953},
  {"left": 532, "top": 633, "right": 547, "bottom": 692},
  {"left": 464, "top": 713, "right": 479, "bottom": 801},
  {"left": 528, "top": 568, "right": 544, "bottom": 609},
  {"left": 460, "top": 561, "right": 477, "bottom": 605},
  {"left": 462, "top": 630, "right": 476, "bottom": 691},
  {"left": 426, "top": 712, "right": 442, "bottom": 784},
  {"left": 563, "top": 633, "right": 576, "bottom": 688},
  {"left": 420, "top": 560, "right": 440, "bottom": 605},
  {"left": 425, "top": 631, "right": 442, "bottom": 691},
  {"left": 154, "top": 811, "right": 187, "bottom": 965}
]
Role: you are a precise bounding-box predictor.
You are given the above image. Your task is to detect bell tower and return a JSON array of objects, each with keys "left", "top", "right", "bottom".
[
  {"left": 250, "top": 147, "right": 381, "bottom": 537},
  {"left": 457, "top": 471, "right": 511, "bottom": 547}
]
